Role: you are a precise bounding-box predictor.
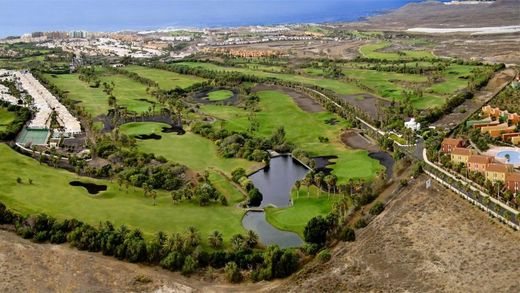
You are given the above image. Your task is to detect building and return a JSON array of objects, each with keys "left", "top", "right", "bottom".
[
  {"left": 69, "top": 30, "right": 88, "bottom": 39},
  {"left": 467, "top": 155, "right": 494, "bottom": 173},
  {"left": 404, "top": 118, "right": 421, "bottom": 131},
  {"left": 481, "top": 105, "right": 503, "bottom": 119},
  {"left": 441, "top": 138, "right": 465, "bottom": 153},
  {"left": 501, "top": 132, "right": 520, "bottom": 143},
  {"left": 488, "top": 126, "right": 516, "bottom": 138},
  {"left": 451, "top": 147, "right": 475, "bottom": 165},
  {"left": 506, "top": 172, "right": 520, "bottom": 193},
  {"left": 485, "top": 163, "right": 513, "bottom": 182}
]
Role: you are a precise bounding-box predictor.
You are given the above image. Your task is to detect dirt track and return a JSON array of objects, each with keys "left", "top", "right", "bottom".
[{"left": 275, "top": 176, "right": 520, "bottom": 292}]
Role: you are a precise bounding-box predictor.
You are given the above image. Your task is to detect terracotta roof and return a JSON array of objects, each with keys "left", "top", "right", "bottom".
[
  {"left": 486, "top": 163, "right": 511, "bottom": 173},
  {"left": 468, "top": 155, "right": 493, "bottom": 165},
  {"left": 442, "top": 138, "right": 463, "bottom": 146},
  {"left": 506, "top": 172, "right": 520, "bottom": 182},
  {"left": 451, "top": 147, "right": 473, "bottom": 156}
]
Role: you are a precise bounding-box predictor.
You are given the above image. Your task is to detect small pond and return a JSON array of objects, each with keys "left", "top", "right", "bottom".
[
  {"left": 69, "top": 181, "right": 107, "bottom": 194},
  {"left": 242, "top": 211, "right": 303, "bottom": 249},
  {"left": 249, "top": 155, "right": 309, "bottom": 208},
  {"left": 369, "top": 151, "right": 394, "bottom": 180}
]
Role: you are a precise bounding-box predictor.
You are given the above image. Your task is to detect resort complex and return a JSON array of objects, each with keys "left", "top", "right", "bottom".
[{"left": 0, "top": 1, "right": 520, "bottom": 289}]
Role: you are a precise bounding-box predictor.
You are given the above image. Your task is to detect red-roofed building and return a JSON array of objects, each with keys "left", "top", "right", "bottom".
[
  {"left": 441, "top": 138, "right": 465, "bottom": 153},
  {"left": 468, "top": 155, "right": 494, "bottom": 173},
  {"left": 506, "top": 172, "right": 520, "bottom": 193}
]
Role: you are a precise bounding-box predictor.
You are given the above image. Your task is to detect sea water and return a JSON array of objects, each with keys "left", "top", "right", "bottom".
[{"left": 0, "top": 0, "right": 426, "bottom": 37}]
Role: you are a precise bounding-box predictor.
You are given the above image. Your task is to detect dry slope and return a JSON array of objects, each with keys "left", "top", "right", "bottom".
[{"left": 276, "top": 176, "right": 520, "bottom": 292}]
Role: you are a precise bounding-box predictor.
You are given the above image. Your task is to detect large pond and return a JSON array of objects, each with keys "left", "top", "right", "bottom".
[
  {"left": 242, "top": 211, "right": 303, "bottom": 249},
  {"left": 249, "top": 155, "right": 309, "bottom": 208}
]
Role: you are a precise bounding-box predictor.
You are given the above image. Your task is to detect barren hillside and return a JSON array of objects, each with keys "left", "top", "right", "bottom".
[
  {"left": 276, "top": 176, "right": 520, "bottom": 292},
  {"left": 353, "top": 0, "right": 520, "bottom": 30}
]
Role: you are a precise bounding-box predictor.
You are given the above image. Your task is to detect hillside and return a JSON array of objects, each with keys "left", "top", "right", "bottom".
[
  {"left": 276, "top": 176, "right": 520, "bottom": 292},
  {"left": 353, "top": 0, "right": 520, "bottom": 30}
]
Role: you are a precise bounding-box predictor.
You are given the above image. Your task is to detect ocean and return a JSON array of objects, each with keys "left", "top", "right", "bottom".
[{"left": 0, "top": 0, "right": 427, "bottom": 37}]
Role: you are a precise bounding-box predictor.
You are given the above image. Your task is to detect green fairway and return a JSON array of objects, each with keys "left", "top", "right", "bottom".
[
  {"left": 44, "top": 71, "right": 157, "bottom": 117},
  {"left": 0, "top": 144, "right": 246, "bottom": 245},
  {"left": 265, "top": 186, "right": 340, "bottom": 237},
  {"left": 0, "top": 107, "right": 16, "bottom": 131},
  {"left": 124, "top": 65, "right": 206, "bottom": 90},
  {"left": 359, "top": 41, "right": 435, "bottom": 60},
  {"left": 175, "top": 62, "right": 364, "bottom": 95},
  {"left": 44, "top": 74, "right": 109, "bottom": 117},
  {"left": 206, "top": 89, "right": 234, "bottom": 101},
  {"left": 202, "top": 90, "right": 383, "bottom": 183},
  {"left": 119, "top": 122, "right": 262, "bottom": 175}
]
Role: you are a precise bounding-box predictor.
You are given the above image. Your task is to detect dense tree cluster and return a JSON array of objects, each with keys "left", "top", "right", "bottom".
[
  {"left": 0, "top": 202, "right": 300, "bottom": 281},
  {"left": 0, "top": 101, "right": 31, "bottom": 140},
  {"left": 192, "top": 122, "right": 293, "bottom": 163}
]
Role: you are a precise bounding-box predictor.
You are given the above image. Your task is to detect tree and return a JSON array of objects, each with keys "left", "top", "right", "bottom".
[
  {"left": 294, "top": 180, "right": 301, "bottom": 198},
  {"left": 324, "top": 175, "right": 334, "bottom": 197},
  {"left": 314, "top": 173, "right": 324, "bottom": 197},
  {"left": 16, "top": 177, "right": 22, "bottom": 184},
  {"left": 246, "top": 230, "right": 259, "bottom": 248},
  {"left": 208, "top": 230, "right": 223, "bottom": 248},
  {"left": 303, "top": 216, "right": 330, "bottom": 246},
  {"left": 248, "top": 188, "right": 263, "bottom": 206}
]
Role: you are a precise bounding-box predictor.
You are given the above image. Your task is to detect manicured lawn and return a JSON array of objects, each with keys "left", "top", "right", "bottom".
[
  {"left": 119, "top": 122, "right": 262, "bottom": 175},
  {"left": 44, "top": 73, "right": 109, "bottom": 117},
  {"left": 175, "top": 62, "right": 364, "bottom": 95},
  {"left": 202, "top": 90, "right": 383, "bottom": 184},
  {"left": 265, "top": 186, "right": 340, "bottom": 237},
  {"left": 0, "top": 107, "right": 16, "bottom": 131},
  {"left": 207, "top": 89, "right": 233, "bottom": 101},
  {"left": 0, "top": 144, "right": 246, "bottom": 246},
  {"left": 45, "top": 72, "right": 157, "bottom": 117},
  {"left": 124, "top": 65, "right": 206, "bottom": 90},
  {"left": 359, "top": 41, "right": 435, "bottom": 61},
  {"left": 428, "top": 64, "right": 477, "bottom": 95}
]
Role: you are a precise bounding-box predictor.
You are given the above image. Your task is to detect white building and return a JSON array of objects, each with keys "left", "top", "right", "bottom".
[{"left": 404, "top": 118, "right": 421, "bottom": 132}]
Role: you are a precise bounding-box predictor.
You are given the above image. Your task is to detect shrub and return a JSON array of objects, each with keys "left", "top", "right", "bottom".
[
  {"left": 303, "top": 243, "right": 321, "bottom": 255},
  {"left": 34, "top": 231, "right": 48, "bottom": 243},
  {"left": 339, "top": 228, "right": 356, "bottom": 242},
  {"left": 369, "top": 202, "right": 385, "bottom": 215},
  {"left": 317, "top": 249, "right": 331, "bottom": 263},
  {"left": 354, "top": 218, "right": 367, "bottom": 229},
  {"left": 224, "top": 261, "right": 242, "bottom": 283},
  {"left": 181, "top": 255, "right": 198, "bottom": 275}
]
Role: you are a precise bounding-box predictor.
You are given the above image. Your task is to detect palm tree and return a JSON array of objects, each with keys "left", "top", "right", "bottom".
[
  {"left": 246, "top": 230, "right": 259, "bottom": 248},
  {"left": 324, "top": 175, "right": 334, "bottom": 197},
  {"left": 294, "top": 180, "right": 301, "bottom": 198},
  {"left": 302, "top": 177, "right": 311, "bottom": 197},
  {"left": 208, "top": 230, "right": 223, "bottom": 248},
  {"left": 185, "top": 226, "right": 200, "bottom": 247},
  {"left": 314, "top": 173, "right": 323, "bottom": 197},
  {"left": 142, "top": 183, "right": 151, "bottom": 197},
  {"left": 151, "top": 190, "right": 157, "bottom": 206}
]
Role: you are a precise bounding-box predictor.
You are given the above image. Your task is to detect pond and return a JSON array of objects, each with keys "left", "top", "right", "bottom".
[
  {"left": 369, "top": 151, "right": 394, "bottom": 180},
  {"left": 249, "top": 155, "right": 310, "bottom": 208},
  {"left": 242, "top": 211, "right": 303, "bottom": 249},
  {"left": 69, "top": 181, "right": 107, "bottom": 194}
]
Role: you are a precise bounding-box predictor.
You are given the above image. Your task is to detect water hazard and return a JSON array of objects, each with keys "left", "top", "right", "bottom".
[{"left": 249, "top": 155, "right": 309, "bottom": 208}]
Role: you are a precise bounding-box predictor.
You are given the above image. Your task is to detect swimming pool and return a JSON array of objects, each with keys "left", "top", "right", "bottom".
[{"left": 496, "top": 150, "right": 520, "bottom": 164}]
